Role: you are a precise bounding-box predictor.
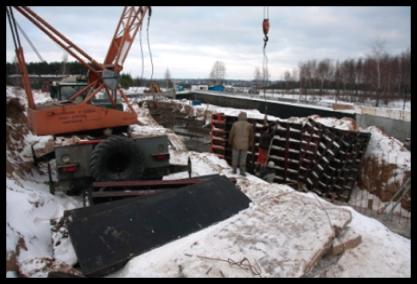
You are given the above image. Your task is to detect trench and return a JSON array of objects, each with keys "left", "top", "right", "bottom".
[{"left": 147, "top": 101, "right": 211, "bottom": 153}]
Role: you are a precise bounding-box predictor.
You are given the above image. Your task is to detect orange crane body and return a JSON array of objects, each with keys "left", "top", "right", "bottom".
[{"left": 28, "top": 103, "right": 137, "bottom": 136}]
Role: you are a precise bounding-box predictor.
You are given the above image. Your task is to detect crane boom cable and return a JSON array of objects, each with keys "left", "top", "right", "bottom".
[
  {"left": 146, "top": 10, "right": 154, "bottom": 82},
  {"left": 7, "top": 6, "right": 35, "bottom": 109},
  {"left": 7, "top": 7, "right": 21, "bottom": 50},
  {"left": 6, "top": 8, "right": 18, "bottom": 49},
  {"left": 139, "top": 27, "right": 144, "bottom": 80},
  {"left": 7, "top": 8, "right": 21, "bottom": 76},
  {"left": 16, "top": 22, "right": 46, "bottom": 62}
]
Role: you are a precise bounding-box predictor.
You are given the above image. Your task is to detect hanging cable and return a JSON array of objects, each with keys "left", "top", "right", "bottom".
[
  {"left": 7, "top": 7, "right": 21, "bottom": 77},
  {"left": 262, "top": 6, "right": 270, "bottom": 114},
  {"left": 262, "top": 47, "right": 269, "bottom": 113},
  {"left": 6, "top": 7, "right": 21, "bottom": 52},
  {"left": 139, "top": 27, "right": 144, "bottom": 81},
  {"left": 146, "top": 7, "right": 154, "bottom": 83}
]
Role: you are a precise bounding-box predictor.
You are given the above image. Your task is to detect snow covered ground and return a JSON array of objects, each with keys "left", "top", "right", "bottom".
[
  {"left": 6, "top": 87, "right": 411, "bottom": 277},
  {"left": 263, "top": 91, "right": 411, "bottom": 111}
]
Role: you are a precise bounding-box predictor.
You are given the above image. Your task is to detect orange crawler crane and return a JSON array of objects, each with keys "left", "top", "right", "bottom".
[
  {"left": 8, "top": 6, "right": 150, "bottom": 136},
  {"left": 6, "top": 6, "right": 180, "bottom": 198}
]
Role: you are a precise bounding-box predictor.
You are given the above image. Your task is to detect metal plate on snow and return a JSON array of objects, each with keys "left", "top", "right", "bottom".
[{"left": 66, "top": 175, "right": 251, "bottom": 277}]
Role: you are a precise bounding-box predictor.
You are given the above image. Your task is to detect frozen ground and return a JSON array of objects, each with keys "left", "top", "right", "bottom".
[{"left": 6, "top": 87, "right": 411, "bottom": 277}]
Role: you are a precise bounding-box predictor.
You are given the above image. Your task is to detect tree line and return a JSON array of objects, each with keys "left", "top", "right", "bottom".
[
  {"left": 7, "top": 48, "right": 411, "bottom": 107},
  {"left": 277, "top": 48, "right": 411, "bottom": 106},
  {"left": 6, "top": 61, "right": 86, "bottom": 76},
  {"left": 6, "top": 61, "right": 176, "bottom": 89}
]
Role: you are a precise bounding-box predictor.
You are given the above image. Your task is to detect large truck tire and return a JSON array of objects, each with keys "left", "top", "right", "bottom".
[{"left": 89, "top": 135, "right": 144, "bottom": 181}]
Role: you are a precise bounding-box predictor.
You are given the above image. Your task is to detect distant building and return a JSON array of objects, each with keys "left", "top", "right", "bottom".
[{"left": 208, "top": 85, "right": 225, "bottom": 92}]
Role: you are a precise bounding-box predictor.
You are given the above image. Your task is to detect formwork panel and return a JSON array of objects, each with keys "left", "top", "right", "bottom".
[{"left": 210, "top": 114, "right": 370, "bottom": 201}]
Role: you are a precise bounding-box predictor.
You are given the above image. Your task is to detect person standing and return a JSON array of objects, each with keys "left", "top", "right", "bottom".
[{"left": 228, "top": 112, "right": 254, "bottom": 176}]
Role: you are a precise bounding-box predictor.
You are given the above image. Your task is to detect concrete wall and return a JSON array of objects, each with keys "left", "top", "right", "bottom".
[
  {"left": 177, "top": 91, "right": 410, "bottom": 142},
  {"left": 356, "top": 113, "right": 411, "bottom": 142},
  {"left": 177, "top": 92, "right": 355, "bottom": 119},
  {"left": 359, "top": 105, "right": 410, "bottom": 121}
]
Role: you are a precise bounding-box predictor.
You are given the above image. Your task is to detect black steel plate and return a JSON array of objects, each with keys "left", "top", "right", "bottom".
[{"left": 66, "top": 175, "right": 251, "bottom": 277}]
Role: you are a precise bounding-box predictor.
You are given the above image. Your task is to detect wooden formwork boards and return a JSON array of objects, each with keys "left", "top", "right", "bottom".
[{"left": 210, "top": 114, "right": 371, "bottom": 202}]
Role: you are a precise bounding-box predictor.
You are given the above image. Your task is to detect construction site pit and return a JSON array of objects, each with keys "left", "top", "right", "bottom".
[
  {"left": 145, "top": 99, "right": 410, "bottom": 239},
  {"left": 147, "top": 100, "right": 211, "bottom": 153}
]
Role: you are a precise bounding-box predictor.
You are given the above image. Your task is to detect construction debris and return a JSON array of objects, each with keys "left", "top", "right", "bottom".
[
  {"left": 65, "top": 175, "right": 250, "bottom": 276},
  {"left": 330, "top": 227, "right": 362, "bottom": 256}
]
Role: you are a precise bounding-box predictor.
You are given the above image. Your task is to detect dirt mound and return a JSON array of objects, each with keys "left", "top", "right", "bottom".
[
  {"left": 6, "top": 98, "right": 31, "bottom": 176},
  {"left": 358, "top": 157, "right": 410, "bottom": 201},
  {"left": 6, "top": 98, "right": 28, "bottom": 145},
  {"left": 358, "top": 126, "right": 411, "bottom": 211}
]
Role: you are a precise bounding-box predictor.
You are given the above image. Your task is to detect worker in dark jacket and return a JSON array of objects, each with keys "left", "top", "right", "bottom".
[{"left": 228, "top": 112, "right": 254, "bottom": 176}]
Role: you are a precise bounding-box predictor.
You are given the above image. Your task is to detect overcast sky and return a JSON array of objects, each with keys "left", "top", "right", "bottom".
[{"left": 6, "top": 6, "right": 410, "bottom": 80}]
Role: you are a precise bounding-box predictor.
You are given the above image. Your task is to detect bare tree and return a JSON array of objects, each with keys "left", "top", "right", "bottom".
[
  {"left": 262, "top": 66, "right": 270, "bottom": 85},
  {"left": 342, "top": 59, "right": 356, "bottom": 102},
  {"left": 354, "top": 58, "right": 363, "bottom": 100},
  {"left": 333, "top": 61, "right": 342, "bottom": 103},
  {"left": 209, "top": 61, "right": 226, "bottom": 85},
  {"left": 298, "top": 62, "right": 308, "bottom": 98},
  {"left": 316, "top": 59, "right": 332, "bottom": 96},
  {"left": 291, "top": 68, "right": 298, "bottom": 82},
  {"left": 164, "top": 68, "right": 173, "bottom": 89},
  {"left": 61, "top": 53, "right": 68, "bottom": 75},
  {"left": 282, "top": 71, "right": 291, "bottom": 92},
  {"left": 253, "top": 67, "right": 262, "bottom": 90},
  {"left": 400, "top": 49, "right": 411, "bottom": 109},
  {"left": 283, "top": 70, "right": 291, "bottom": 81},
  {"left": 371, "top": 38, "right": 387, "bottom": 106}
]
